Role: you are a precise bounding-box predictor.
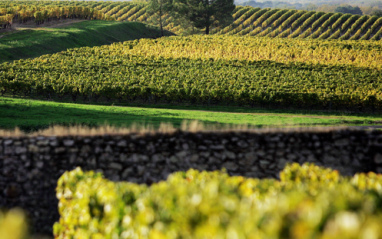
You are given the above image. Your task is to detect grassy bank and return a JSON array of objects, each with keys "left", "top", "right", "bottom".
[
  {"left": 0, "top": 20, "right": 171, "bottom": 63},
  {"left": 1, "top": 97, "right": 382, "bottom": 132}
]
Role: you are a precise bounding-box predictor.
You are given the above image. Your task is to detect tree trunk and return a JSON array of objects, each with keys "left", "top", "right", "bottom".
[{"left": 205, "top": 12, "right": 210, "bottom": 34}]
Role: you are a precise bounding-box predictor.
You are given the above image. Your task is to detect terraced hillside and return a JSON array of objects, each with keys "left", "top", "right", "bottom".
[{"left": 1, "top": 1, "right": 382, "bottom": 40}]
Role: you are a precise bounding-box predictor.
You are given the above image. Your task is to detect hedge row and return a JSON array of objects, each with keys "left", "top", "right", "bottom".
[{"left": 54, "top": 163, "right": 382, "bottom": 239}]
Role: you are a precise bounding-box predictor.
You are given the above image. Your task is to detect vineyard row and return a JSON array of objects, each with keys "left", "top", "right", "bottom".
[
  {"left": 1, "top": 36, "right": 381, "bottom": 110},
  {"left": 1, "top": 1, "right": 382, "bottom": 40}
]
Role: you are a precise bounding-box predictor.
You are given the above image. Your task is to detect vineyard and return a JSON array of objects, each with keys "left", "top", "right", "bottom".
[
  {"left": 2, "top": 0, "right": 382, "bottom": 238},
  {"left": 55, "top": 164, "right": 382, "bottom": 238},
  {"left": 0, "top": 2, "right": 112, "bottom": 29},
  {"left": 1, "top": 1, "right": 382, "bottom": 40},
  {"left": 1, "top": 35, "right": 381, "bottom": 110}
]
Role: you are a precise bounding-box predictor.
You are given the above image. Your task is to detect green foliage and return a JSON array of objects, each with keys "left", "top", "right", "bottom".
[
  {"left": 54, "top": 163, "right": 382, "bottom": 239},
  {"left": 335, "top": 5, "right": 363, "bottom": 15},
  {"left": 1, "top": 35, "right": 382, "bottom": 110},
  {"left": 147, "top": 0, "right": 172, "bottom": 36},
  {"left": 330, "top": 13, "right": 352, "bottom": 30},
  {"left": 55, "top": 168, "right": 146, "bottom": 239},
  {"left": 0, "top": 209, "right": 28, "bottom": 239},
  {"left": 372, "top": 10, "right": 382, "bottom": 18},
  {"left": 280, "top": 163, "right": 340, "bottom": 184},
  {"left": 2, "top": 4, "right": 109, "bottom": 27},
  {"left": 172, "top": 0, "right": 235, "bottom": 34},
  {"left": 1, "top": 1, "right": 382, "bottom": 39}
]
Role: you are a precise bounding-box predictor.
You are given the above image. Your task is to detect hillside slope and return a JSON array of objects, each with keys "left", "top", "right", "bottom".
[
  {"left": 0, "top": 20, "right": 172, "bottom": 63},
  {"left": 1, "top": 1, "right": 381, "bottom": 40}
]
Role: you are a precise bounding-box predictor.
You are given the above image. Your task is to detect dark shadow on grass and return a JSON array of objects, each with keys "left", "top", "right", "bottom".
[
  {"left": 0, "top": 101, "right": 227, "bottom": 133},
  {"left": 31, "top": 94, "right": 382, "bottom": 120},
  {"left": 0, "top": 21, "right": 174, "bottom": 63}
]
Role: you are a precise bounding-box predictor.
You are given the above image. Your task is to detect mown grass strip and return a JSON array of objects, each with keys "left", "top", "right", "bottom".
[{"left": 1, "top": 97, "right": 382, "bottom": 132}]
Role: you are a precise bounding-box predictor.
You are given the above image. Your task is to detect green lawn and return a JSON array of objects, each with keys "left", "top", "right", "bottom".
[
  {"left": 0, "top": 20, "right": 171, "bottom": 63},
  {"left": 1, "top": 97, "right": 381, "bottom": 132}
]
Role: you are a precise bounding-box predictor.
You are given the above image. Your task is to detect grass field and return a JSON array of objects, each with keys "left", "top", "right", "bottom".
[
  {"left": 2, "top": 97, "right": 382, "bottom": 132},
  {"left": 0, "top": 20, "right": 171, "bottom": 63}
]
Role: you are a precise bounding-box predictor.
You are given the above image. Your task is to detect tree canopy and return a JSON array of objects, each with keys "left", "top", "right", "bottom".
[
  {"left": 147, "top": 0, "right": 172, "bottom": 36},
  {"left": 335, "top": 5, "right": 363, "bottom": 15},
  {"left": 172, "top": 0, "right": 235, "bottom": 34},
  {"left": 372, "top": 9, "right": 382, "bottom": 17}
]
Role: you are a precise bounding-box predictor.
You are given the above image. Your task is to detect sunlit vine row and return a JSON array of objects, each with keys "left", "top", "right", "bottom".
[
  {"left": 0, "top": 36, "right": 381, "bottom": 109},
  {"left": 55, "top": 164, "right": 382, "bottom": 238}
]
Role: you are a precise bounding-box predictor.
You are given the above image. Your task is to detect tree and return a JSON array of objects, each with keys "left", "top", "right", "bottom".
[
  {"left": 372, "top": 9, "right": 382, "bottom": 17},
  {"left": 172, "top": 0, "right": 235, "bottom": 34},
  {"left": 335, "top": 5, "right": 363, "bottom": 15},
  {"left": 148, "top": 0, "right": 172, "bottom": 36}
]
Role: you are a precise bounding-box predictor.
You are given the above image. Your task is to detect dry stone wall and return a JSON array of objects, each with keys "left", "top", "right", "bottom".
[{"left": 1, "top": 129, "right": 382, "bottom": 234}]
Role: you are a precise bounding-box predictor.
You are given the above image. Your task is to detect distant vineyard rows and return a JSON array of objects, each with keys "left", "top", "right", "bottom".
[
  {"left": 1, "top": 1, "right": 382, "bottom": 40},
  {"left": 1, "top": 36, "right": 381, "bottom": 110},
  {"left": 0, "top": 3, "right": 112, "bottom": 28}
]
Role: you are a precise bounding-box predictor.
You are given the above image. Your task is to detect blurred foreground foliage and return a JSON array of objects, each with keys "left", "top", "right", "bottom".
[
  {"left": 0, "top": 209, "right": 27, "bottom": 239},
  {"left": 54, "top": 163, "right": 382, "bottom": 239}
]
